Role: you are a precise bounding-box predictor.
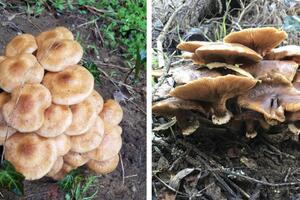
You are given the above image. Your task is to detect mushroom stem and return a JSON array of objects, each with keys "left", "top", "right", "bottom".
[{"left": 211, "top": 100, "right": 232, "bottom": 125}]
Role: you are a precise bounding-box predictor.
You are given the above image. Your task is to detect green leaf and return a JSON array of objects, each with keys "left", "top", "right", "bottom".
[
  {"left": 0, "top": 160, "right": 25, "bottom": 196},
  {"left": 58, "top": 169, "right": 81, "bottom": 192}
]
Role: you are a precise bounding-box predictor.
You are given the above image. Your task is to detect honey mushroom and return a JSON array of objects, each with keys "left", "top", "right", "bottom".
[{"left": 5, "top": 34, "right": 37, "bottom": 57}]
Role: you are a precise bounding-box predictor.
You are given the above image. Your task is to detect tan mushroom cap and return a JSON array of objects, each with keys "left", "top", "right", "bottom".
[
  {"left": 99, "top": 100, "right": 123, "bottom": 126},
  {"left": 51, "top": 134, "right": 71, "bottom": 156},
  {"left": 64, "top": 91, "right": 100, "bottom": 136},
  {"left": 5, "top": 34, "right": 37, "bottom": 57},
  {"left": 0, "top": 54, "right": 44, "bottom": 92},
  {"left": 5, "top": 133, "right": 57, "bottom": 180},
  {"left": 87, "top": 155, "right": 119, "bottom": 175},
  {"left": 91, "top": 90, "right": 104, "bottom": 114},
  {"left": 83, "top": 125, "right": 122, "bottom": 161},
  {"left": 293, "top": 72, "right": 300, "bottom": 91},
  {"left": 170, "top": 75, "right": 257, "bottom": 124},
  {"left": 2, "top": 84, "right": 51, "bottom": 132},
  {"left": 36, "top": 104, "right": 72, "bottom": 137},
  {"left": 49, "top": 163, "right": 75, "bottom": 180},
  {"left": 36, "top": 26, "right": 74, "bottom": 47},
  {"left": 47, "top": 156, "right": 63, "bottom": 177},
  {"left": 224, "top": 27, "right": 287, "bottom": 56},
  {"left": 37, "top": 39, "right": 83, "bottom": 72},
  {"left": 238, "top": 82, "right": 300, "bottom": 123},
  {"left": 265, "top": 45, "right": 300, "bottom": 63},
  {"left": 242, "top": 60, "right": 298, "bottom": 84},
  {"left": 0, "top": 92, "right": 16, "bottom": 145},
  {"left": 0, "top": 56, "right": 6, "bottom": 63},
  {"left": 43, "top": 65, "right": 94, "bottom": 105},
  {"left": 194, "top": 43, "right": 262, "bottom": 64},
  {"left": 177, "top": 41, "right": 221, "bottom": 53},
  {"left": 63, "top": 151, "right": 89, "bottom": 167},
  {"left": 70, "top": 116, "right": 105, "bottom": 153},
  {"left": 104, "top": 124, "right": 122, "bottom": 135}
]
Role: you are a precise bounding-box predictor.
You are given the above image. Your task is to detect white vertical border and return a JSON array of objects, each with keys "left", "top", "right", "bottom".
[{"left": 146, "top": 0, "right": 152, "bottom": 199}]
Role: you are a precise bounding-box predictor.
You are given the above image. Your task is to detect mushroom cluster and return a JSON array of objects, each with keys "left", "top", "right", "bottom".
[
  {"left": 153, "top": 27, "right": 300, "bottom": 138},
  {"left": 0, "top": 27, "right": 123, "bottom": 180}
]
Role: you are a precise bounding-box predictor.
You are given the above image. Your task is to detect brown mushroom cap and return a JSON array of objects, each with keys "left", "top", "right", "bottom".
[
  {"left": 63, "top": 151, "right": 89, "bottom": 167},
  {"left": 47, "top": 156, "right": 64, "bottom": 177},
  {"left": 51, "top": 134, "right": 71, "bottom": 156},
  {"left": 49, "top": 163, "right": 75, "bottom": 180},
  {"left": 194, "top": 43, "right": 262, "bottom": 64},
  {"left": 224, "top": 27, "right": 287, "bottom": 56},
  {"left": 2, "top": 84, "right": 51, "bottom": 132},
  {"left": 36, "top": 104, "right": 72, "bottom": 137},
  {"left": 70, "top": 116, "right": 105, "bottom": 153},
  {"left": 83, "top": 125, "right": 122, "bottom": 161},
  {"left": 0, "top": 54, "right": 44, "bottom": 92},
  {"left": 242, "top": 60, "right": 298, "bottom": 84},
  {"left": 177, "top": 41, "right": 221, "bottom": 52},
  {"left": 5, "top": 133, "right": 57, "bottom": 180},
  {"left": 0, "top": 92, "right": 16, "bottom": 145},
  {"left": 5, "top": 34, "right": 37, "bottom": 57},
  {"left": 265, "top": 45, "right": 300, "bottom": 63},
  {"left": 99, "top": 100, "right": 123, "bottom": 126},
  {"left": 64, "top": 91, "right": 100, "bottom": 136},
  {"left": 238, "top": 82, "right": 300, "bottom": 123},
  {"left": 37, "top": 39, "right": 83, "bottom": 72},
  {"left": 43, "top": 65, "right": 94, "bottom": 105},
  {"left": 36, "top": 27, "right": 74, "bottom": 47},
  {"left": 87, "top": 155, "right": 119, "bottom": 175},
  {"left": 170, "top": 75, "right": 257, "bottom": 124}
]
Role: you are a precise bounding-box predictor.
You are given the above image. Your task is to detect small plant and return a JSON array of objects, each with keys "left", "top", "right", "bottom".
[
  {"left": 83, "top": 60, "right": 101, "bottom": 86},
  {"left": 58, "top": 169, "right": 98, "bottom": 200}
]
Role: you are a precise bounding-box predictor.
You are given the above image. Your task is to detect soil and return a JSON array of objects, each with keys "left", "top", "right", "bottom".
[{"left": 0, "top": 5, "right": 146, "bottom": 200}]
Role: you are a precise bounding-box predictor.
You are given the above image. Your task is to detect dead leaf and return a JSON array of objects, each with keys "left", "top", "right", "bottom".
[
  {"left": 153, "top": 117, "right": 177, "bottom": 131},
  {"left": 169, "top": 168, "right": 195, "bottom": 190}
]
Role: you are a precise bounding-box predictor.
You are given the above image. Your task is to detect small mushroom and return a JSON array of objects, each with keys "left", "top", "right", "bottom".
[
  {"left": 99, "top": 99, "right": 123, "bottom": 126},
  {"left": 170, "top": 75, "right": 257, "bottom": 124},
  {"left": 194, "top": 43, "right": 262, "bottom": 64},
  {"left": 238, "top": 82, "right": 300, "bottom": 123},
  {"left": 224, "top": 27, "right": 287, "bottom": 56},
  {"left": 51, "top": 134, "right": 71, "bottom": 156},
  {"left": 5, "top": 34, "right": 37, "bottom": 57},
  {"left": 265, "top": 45, "right": 300, "bottom": 63},
  {"left": 83, "top": 125, "right": 122, "bottom": 161},
  {"left": 70, "top": 116, "right": 105, "bottom": 153},
  {"left": 2, "top": 84, "right": 51, "bottom": 132},
  {"left": 47, "top": 156, "right": 64, "bottom": 177},
  {"left": 242, "top": 60, "right": 298, "bottom": 84},
  {"left": 64, "top": 91, "right": 101, "bottom": 136},
  {"left": 36, "top": 26, "right": 74, "bottom": 48},
  {"left": 5, "top": 133, "right": 58, "bottom": 180},
  {"left": 87, "top": 155, "right": 119, "bottom": 175},
  {"left": 43, "top": 65, "right": 94, "bottom": 105},
  {"left": 0, "top": 54, "right": 44, "bottom": 92},
  {"left": 36, "top": 104, "right": 72, "bottom": 137},
  {"left": 63, "top": 151, "right": 89, "bottom": 167}
]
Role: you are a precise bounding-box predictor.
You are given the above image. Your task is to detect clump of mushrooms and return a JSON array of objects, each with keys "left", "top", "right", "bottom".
[
  {"left": 153, "top": 27, "right": 300, "bottom": 138},
  {"left": 0, "top": 27, "right": 124, "bottom": 180}
]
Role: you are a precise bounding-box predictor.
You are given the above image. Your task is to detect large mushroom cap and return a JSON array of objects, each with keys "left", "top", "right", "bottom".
[
  {"left": 170, "top": 75, "right": 257, "bottom": 124},
  {"left": 43, "top": 65, "right": 94, "bottom": 105},
  {"left": 177, "top": 41, "right": 221, "bottom": 52},
  {"left": 242, "top": 60, "right": 298, "bottom": 84},
  {"left": 99, "top": 100, "right": 123, "bottom": 126},
  {"left": 238, "top": 82, "right": 300, "bottom": 123},
  {"left": 5, "top": 34, "right": 37, "bottom": 57},
  {"left": 5, "top": 133, "right": 57, "bottom": 180},
  {"left": 0, "top": 92, "right": 16, "bottom": 145},
  {"left": 51, "top": 134, "right": 71, "bottom": 156},
  {"left": 0, "top": 54, "right": 44, "bottom": 92},
  {"left": 70, "top": 116, "right": 105, "bottom": 153},
  {"left": 47, "top": 156, "right": 64, "bottom": 177},
  {"left": 36, "top": 104, "right": 72, "bottom": 137},
  {"left": 87, "top": 155, "right": 119, "bottom": 175},
  {"left": 36, "top": 26, "right": 74, "bottom": 47},
  {"left": 63, "top": 151, "right": 89, "bottom": 167},
  {"left": 265, "top": 45, "right": 300, "bottom": 64},
  {"left": 83, "top": 125, "right": 122, "bottom": 161},
  {"left": 37, "top": 39, "right": 83, "bottom": 72},
  {"left": 2, "top": 84, "right": 51, "bottom": 132},
  {"left": 194, "top": 43, "right": 262, "bottom": 64},
  {"left": 64, "top": 91, "right": 100, "bottom": 136},
  {"left": 224, "top": 27, "right": 287, "bottom": 56}
]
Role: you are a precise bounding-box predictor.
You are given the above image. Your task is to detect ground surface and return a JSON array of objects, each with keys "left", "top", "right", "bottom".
[
  {"left": 0, "top": 5, "right": 146, "bottom": 200},
  {"left": 152, "top": 0, "right": 300, "bottom": 199}
]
